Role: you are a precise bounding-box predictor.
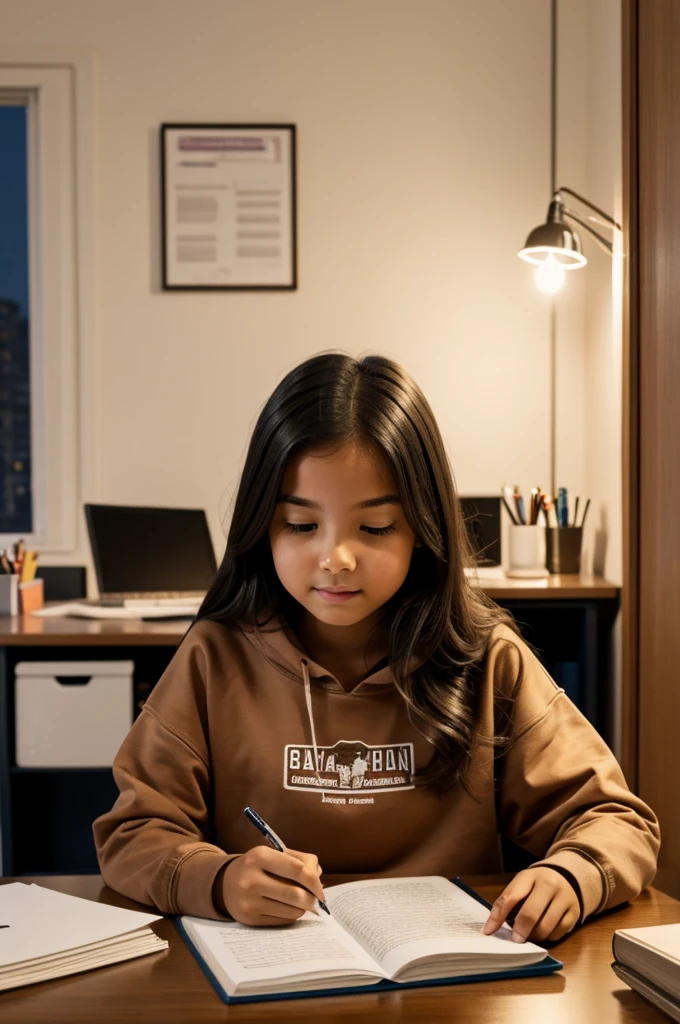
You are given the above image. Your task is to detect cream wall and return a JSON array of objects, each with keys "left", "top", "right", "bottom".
[
  {"left": 3, "top": 0, "right": 580, "bottom": 570},
  {"left": 554, "top": 0, "right": 622, "bottom": 589},
  {"left": 582, "top": 0, "right": 623, "bottom": 755},
  {"left": 553, "top": 0, "right": 622, "bottom": 753},
  {"left": 583, "top": 0, "right": 623, "bottom": 588},
  {"left": 3, "top": 0, "right": 619, "bottom": 598}
]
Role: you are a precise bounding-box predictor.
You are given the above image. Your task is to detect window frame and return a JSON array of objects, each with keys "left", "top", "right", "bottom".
[{"left": 0, "top": 60, "right": 93, "bottom": 553}]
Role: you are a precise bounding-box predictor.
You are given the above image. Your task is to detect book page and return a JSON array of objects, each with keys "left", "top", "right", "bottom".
[
  {"left": 181, "top": 912, "right": 383, "bottom": 994},
  {"left": 325, "top": 876, "right": 543, "bottom": 979},
  {"left": 618, "top": 924, "right": 680, "bottom": 965}
]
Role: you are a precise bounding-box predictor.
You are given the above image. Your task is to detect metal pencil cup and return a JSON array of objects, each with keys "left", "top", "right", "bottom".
[{"left": 546, "top": 527, "right": 583, "bottom": 574}]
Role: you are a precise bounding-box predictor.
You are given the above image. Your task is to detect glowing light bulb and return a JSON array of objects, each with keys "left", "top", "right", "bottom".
[{"left": 534, "top": 254, "right": 565, "bottom": 294}]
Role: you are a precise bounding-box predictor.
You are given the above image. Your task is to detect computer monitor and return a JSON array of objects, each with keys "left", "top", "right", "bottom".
[{"left": 84, "top": 504, "right": 217, "bottom": 598}]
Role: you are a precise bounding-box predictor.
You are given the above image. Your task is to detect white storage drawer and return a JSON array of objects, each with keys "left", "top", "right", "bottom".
[{"left": 15, "top": 661, "right": 134, "bottom": 767}]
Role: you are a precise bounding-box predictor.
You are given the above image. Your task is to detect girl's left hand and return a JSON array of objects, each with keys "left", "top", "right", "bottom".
[{"left": 482, "top": 866, "right": 580, "bottom": 944}]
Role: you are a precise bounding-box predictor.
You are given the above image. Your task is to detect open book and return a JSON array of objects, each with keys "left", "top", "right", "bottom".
[
  {"left": 179, "top": 876, "right": 561, "bottom": 1003},
  {"left": 0, "top": 883, "right": 168, "bottom": 991}
]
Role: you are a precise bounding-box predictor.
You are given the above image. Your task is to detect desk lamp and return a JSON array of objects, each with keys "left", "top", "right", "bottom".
[{"left": 518, "top": 0, "right": 621, "bottom": 295}]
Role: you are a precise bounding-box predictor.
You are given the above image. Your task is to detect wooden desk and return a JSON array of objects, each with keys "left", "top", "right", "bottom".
[
  {"left": 0, "top": 576, "right": 620, "bottom": 876},
  {"left": 478, "top": 573, "right": 619, "bottom": 600},
  {"left": 0, "top": 575, "right": 618, "bottom": 644},
  {"left": 0, "top": 874, "right": 676, "bottom": 1023},
  {"left": 0, "top": 614, "right": 192, "bottom": 646},
  {"left": 0, "top": 575, "right": 618, "bottom": 645}
]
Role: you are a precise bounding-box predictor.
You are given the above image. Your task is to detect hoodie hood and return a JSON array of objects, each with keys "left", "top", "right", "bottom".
[{"left": 237, "top": 616, "right": 397, "bottom": 693}]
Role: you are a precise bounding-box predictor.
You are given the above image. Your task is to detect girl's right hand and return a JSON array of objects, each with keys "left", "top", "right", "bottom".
[{"left": 222, "top": 845, "right": 326, "bottom": 925}]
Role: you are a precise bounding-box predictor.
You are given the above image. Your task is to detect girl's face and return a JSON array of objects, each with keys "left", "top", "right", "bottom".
[{"left": 269, "top": 441, "right": 417, "bottom": 629}]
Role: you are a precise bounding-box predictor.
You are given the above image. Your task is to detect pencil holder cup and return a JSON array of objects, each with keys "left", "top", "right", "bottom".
[
  {"left": 507, "top": 525, "right": 549, "bottom": 578},
  {"left": 546, "top": 526, "right": 583, "bottom": 574},
  {"left": 19, "top": 578, "right": 44, "bottom": 614},
  {"left": 0, "top": 574, "right": 19, "bottom": 615}
]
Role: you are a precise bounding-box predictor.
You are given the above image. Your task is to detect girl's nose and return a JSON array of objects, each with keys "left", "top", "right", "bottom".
[{"left": 319, "top": 542, "right": 356, "bottom": 574}]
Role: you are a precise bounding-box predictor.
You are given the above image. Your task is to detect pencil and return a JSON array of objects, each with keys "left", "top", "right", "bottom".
[{"left": 580, "top": 498, "right": 591, "bottom": 529}]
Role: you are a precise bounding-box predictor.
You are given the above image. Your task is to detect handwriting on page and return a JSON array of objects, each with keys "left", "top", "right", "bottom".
[
  {"left": 218, "top": 920, "right": 355, "bottom": 970},
  {"left": 330, "top": 881, "right": 481, "bottom": 962}
]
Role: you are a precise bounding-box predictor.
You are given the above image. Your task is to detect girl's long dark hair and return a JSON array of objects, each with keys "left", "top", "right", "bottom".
[{"left": 197, "top": 353, "right": 520, "bottom": 795}]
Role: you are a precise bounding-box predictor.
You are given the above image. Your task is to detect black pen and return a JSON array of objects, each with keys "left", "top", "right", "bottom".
[{"left": 244, "top": 806, "right": 330, "bottom": 915}]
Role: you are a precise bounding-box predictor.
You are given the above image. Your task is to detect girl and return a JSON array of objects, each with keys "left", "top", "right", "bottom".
[{"left": 94, "top": 353, "right": 659, "bottom": 944}]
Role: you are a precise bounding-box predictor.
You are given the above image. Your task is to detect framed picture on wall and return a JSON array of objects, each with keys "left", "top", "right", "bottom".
[{"left": 160, "top": 123, "right": 297, "bottom": 290}]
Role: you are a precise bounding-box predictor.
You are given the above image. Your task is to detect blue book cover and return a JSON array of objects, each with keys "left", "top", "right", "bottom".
[{"left": 175, "top": 877, "right": 563, "bottom": 1005}]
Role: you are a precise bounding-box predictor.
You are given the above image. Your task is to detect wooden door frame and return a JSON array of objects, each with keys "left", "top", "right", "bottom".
[{"left": 621, "top": 0, "right": 639, "bottom": 789}]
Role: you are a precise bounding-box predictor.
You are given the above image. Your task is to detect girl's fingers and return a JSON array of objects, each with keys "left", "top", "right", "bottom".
[
  {"left": 482, "top": 872, "right": 536, "bottom": 934},
  {"left": 259, "top": 874, "right": 318, "bottom": 913},
  {"left": 287, "top": 848, "right": 322, "bottom": 870},
  {"left": 252, "top": 913, "right": 301, "bottom": 926},
  {"left": 286, "top": 848, "right": 324, "bottom": 880},
  {"left": 545, "top": 905, "right": 581, "bottom": 943},
  {"left": 246, "top": 847, "right": 326, "bottom": 902},
  {"left": 233, "top": 884, "right": 316, "bottom": 925},
  {"left": 508, "top": 886, "right": 555, "bottom": 942},
  {"left": 525, "top": 894, "right": 575, "bottom": 942},
  {"left": 258, "top": 894, "right": 311, "bottom": 921}
]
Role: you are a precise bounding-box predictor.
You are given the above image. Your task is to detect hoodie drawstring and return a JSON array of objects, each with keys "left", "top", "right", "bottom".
[{"left": 301, "top": 659, "right": 326, "bottom": 801}]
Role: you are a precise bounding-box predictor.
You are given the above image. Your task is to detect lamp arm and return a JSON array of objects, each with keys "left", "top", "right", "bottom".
[
  {"left": 561, "top": 209, "right": 614, "bottom": 255},
  {"left": 556, "top": 186, "right": 622, "bottom": 231}
]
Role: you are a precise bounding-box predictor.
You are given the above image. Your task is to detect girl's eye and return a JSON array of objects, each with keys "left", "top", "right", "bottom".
[
  {"left": 284, "top": 523, "right": 396, "bottom": 536},
  {"left": 361, "top": 524, "right": 396, "bottom": 536}
]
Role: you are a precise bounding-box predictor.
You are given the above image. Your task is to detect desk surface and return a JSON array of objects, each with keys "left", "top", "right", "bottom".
[
  {"left": 0, "top": 874, "right": 675, "bottom": 1023},
  {"left": 0, "top": 614, "right": 191, "bottom": 646},
  {"left": 0, "top": 575, "right": 619, "bottom": 647},
  {"left": 477, "top": 573, "right": 619, "bottom": 600}
]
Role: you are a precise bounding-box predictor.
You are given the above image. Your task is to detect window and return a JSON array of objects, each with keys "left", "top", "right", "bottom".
[
  {"left": 0, "top": 103, "right": 32, "bottom": 533},
  {"left": 0, "top": 62, "right": 92, "bottom": 553}
]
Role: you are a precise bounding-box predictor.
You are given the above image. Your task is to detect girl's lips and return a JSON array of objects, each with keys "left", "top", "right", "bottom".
[{"left": 314, "top": 588, "right": 360, "bottom": 603}]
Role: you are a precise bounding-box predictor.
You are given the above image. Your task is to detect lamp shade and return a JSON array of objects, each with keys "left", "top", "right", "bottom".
[{"left": 518, "top": 199, "right": 587, "bottom": 269}]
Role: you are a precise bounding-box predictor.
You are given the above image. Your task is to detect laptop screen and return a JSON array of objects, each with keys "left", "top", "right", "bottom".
[
  {"left": 459, "top": 497, "right": 501, "bottom": 566},
  {"left": 84, "top": 504, "right": 218, "bottom": 595}
]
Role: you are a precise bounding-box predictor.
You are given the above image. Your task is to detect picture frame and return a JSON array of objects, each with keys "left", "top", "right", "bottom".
[{"left": 160, "top": 123, "right": 297, "bottom": 290}]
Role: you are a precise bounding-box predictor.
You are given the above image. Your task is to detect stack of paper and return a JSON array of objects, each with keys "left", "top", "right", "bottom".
[{"left": 0, "top": 883, "right": 168, "bottom": 991}]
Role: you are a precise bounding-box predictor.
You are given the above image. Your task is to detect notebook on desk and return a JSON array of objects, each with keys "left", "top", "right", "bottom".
[
  {"left": 177, "top": 876, "right": 562, "bottom": 1005},
  {"left": 0, "top": 882, "right": 167, "bottom": 992},
  {"left": 612, "top": 922, "right": 680, "bottom": 1022}
]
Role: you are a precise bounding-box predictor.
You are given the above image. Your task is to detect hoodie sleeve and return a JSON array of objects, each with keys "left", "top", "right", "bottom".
[
  {"left": 490, "top": 631, "right": 660, "bottom": 923},
  {"left": 92, "top": 623, "right": 237, "bottom": 918}
]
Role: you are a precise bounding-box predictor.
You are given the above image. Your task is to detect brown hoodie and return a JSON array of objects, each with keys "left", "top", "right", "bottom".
[{"left": 93, "top": 618, "right": 659, "bottom": 923}]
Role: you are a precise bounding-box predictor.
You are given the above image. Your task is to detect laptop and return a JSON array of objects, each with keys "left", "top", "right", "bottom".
[
  {"left": 459, "top": 496, "right": 506, "bottom": 581},
  {"left": 459, "top": 497, "right": 502, "bottom": 566},
  {"left": 84, "top": 503, "right": 217, "bottom": 609}
]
